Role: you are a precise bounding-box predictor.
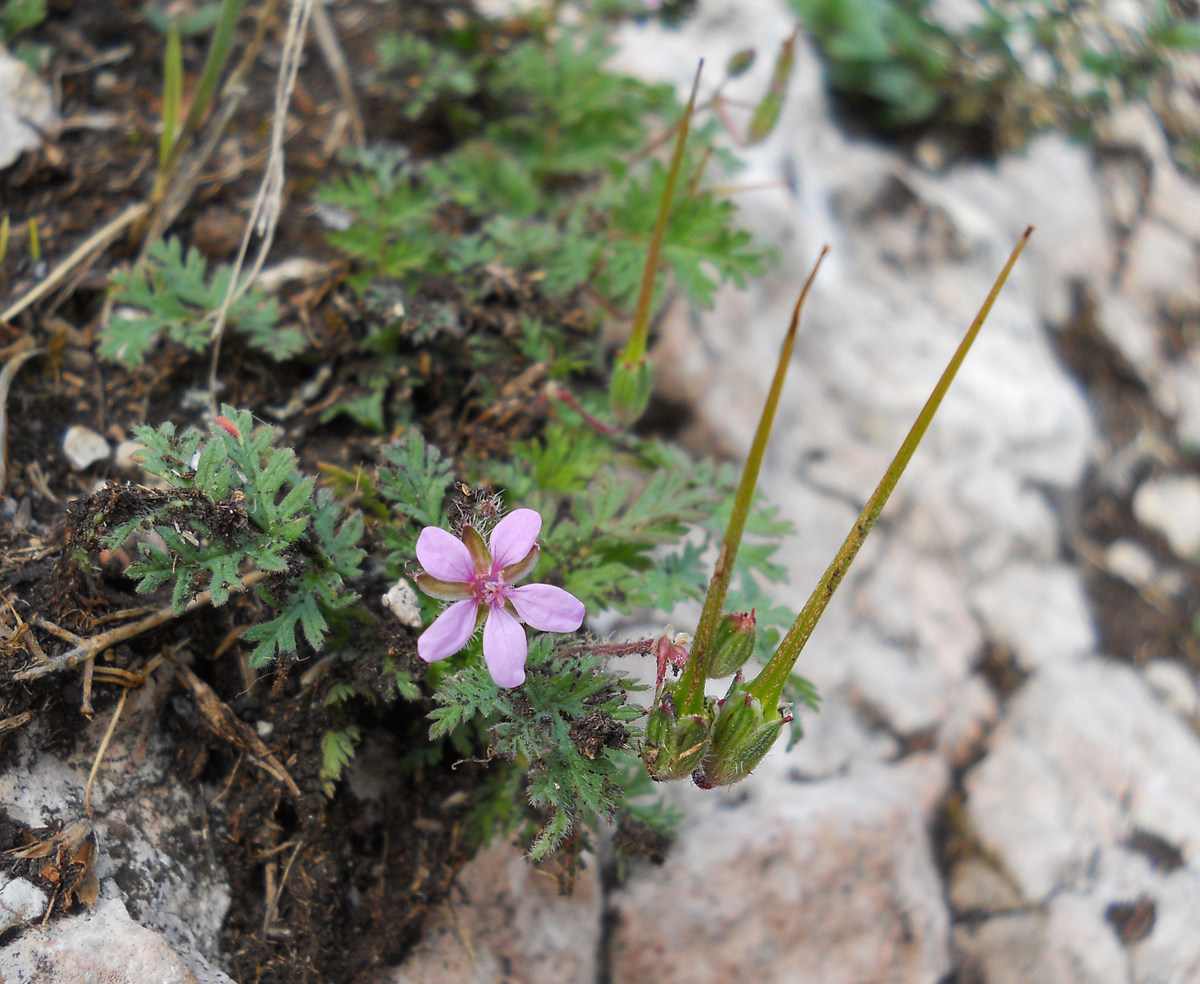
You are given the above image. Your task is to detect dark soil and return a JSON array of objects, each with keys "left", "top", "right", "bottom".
[{"left": 0, "top": 2, "right": 587, "bottom": 981}]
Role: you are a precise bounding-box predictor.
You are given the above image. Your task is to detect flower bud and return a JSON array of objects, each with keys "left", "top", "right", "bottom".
[
  {"left": 726, "top": 48, "right": 756, "bottom": 78},
  {"left": 642, "top": 688, "right": 714, "bottom": 782},
  {"left": 609, "top": 354, "right": 654, "bottom": 429},
  {"left": 691, "top": 681, "right": 791, "bottom": 789},
  {"left": 702, "top": 610, "right": 756, "bottom": 678}
]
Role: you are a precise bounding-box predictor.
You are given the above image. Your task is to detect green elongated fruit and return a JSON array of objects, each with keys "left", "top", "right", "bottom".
[
  {"left": 609, "top": 61, "right": 703, "bottom": 429},
  {"left": 747, "top": 26, "right": 799, "bottom": 146}
]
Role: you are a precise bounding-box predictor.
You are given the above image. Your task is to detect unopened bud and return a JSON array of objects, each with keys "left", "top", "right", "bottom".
[
  {"left": 727, "top": 48, "right": 756, "bottom": 78},
  {"left": 703, "top": 609, "right": 756, "bottom": 678},
  {"left": 609, "top": 354, "right": 654, "bottom": 429},
  {"left": 642, "top": 687, "right": 714, "bottom": 782},
  {"left": 691, "top": 682, "right": 791, "bottom": 789}
]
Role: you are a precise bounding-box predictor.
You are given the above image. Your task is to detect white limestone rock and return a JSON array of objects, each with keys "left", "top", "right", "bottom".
[
  {"left": 965, "top": 658, "right": 1200, "bottom": 907},
  {"left": 607, "top": 757, "right": 951, "bottom": 984},
  {"left": 970, "top": 561, "right": 1096, "bottom": 670},
  {"left": 1122, "top": 219, "right": 1200, "bottom": 316},
  {"left": 386, "top": 840, "right": 603, "bottom": 984},
  {"left": 1142, "top": 659, "right": 1199, "bottom": 718},
  {"left": 0, "top": 896, "right": 228, "bottom": 984},
  {"left": 0, "top": 703, "right": 232, "bottom": 984},
  {"left": 382, "top": 578, "right": 423, "bottom": 630},
  {"left": 0, "top": 878, "right": 48, "bottom": 934}
]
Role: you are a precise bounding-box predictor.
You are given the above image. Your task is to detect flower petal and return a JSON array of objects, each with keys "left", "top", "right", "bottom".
[
  {"left": 488, "top": 508, "right": 541, "bottom": 570},
  {"left": 417, "top": 599, "right": 479, "bottom": 663},
  {"left": 508, "top": 583, "right": 585, "bottom": 633},
  {"left": 416, "top": 527, "right": 475, "bottom": 583},
  {"left": 482, "top": 606, "right": 528, "bottom": 688},
  {"left": 415, "top": 573, "right": 473, "bottom": 601}
]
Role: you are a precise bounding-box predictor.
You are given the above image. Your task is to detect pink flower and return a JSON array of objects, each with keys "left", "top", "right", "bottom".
[{"left": 414, "top": 508, "right": 585, "bottom": 688}]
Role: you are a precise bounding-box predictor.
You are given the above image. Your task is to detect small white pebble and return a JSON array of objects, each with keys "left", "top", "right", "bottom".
[
  {"left": 256, "top": 720, "right": 274, "bottom": 740},
  {"left": 63, "top": 425, "right": 111, "bottom": 470},
  {"left": 383, "top": 579, "right": 423, "bottom": 629},
  {"left": 1103, "top": 538, "right": 1157, "bottom": 588},
  {"left": 1133, "top": 474, "right": 1200, "bottom": 559},
  {"left": 1143, "top": 659, "right": 1199, "bottom": 717},
  {"left": 114, "top": 440, "right": 147, "bottom": 471}
]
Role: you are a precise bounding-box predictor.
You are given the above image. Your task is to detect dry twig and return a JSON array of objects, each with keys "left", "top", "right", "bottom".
[{"left": 14, "top": 570, "right": 270, "bottom": 682}]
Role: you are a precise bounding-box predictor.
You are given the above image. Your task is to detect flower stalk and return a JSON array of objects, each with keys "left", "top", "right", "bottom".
[
  {"left": 669, "top": 226, "right": 1033, "bottom": 786},
  {"left": 610, "top": 60, "right": 704, "bottom": 428},
  {"left": 675, "top": 246, "right": 828, "bottom": 715},
  {"left": 745, "top": 226, "right": 1033, "bottom": 714}
]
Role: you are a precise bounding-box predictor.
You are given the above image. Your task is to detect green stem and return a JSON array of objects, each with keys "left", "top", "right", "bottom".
[
  {"left": 158, "top": 20, "right": 183, "bottom": 174},
  {"left": 620, "top": 60, "right": 703, "bottom": 366},
  {"left": 677, "top": 247, "right": 829, "bottom": 713},
  {"left": 158, "top": 0, "right": 244, "bottom": 184},
  {"left": 749, "top": 226, "right": 1033, "bottom": 710}
]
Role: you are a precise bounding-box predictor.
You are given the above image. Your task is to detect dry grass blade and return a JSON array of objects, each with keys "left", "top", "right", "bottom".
[
  {"left": 0, "top": 202, "right": 149, "bottom": 324},
  {"left": 207, "top": 0, "right": 318, "bottom": 405},
  {"left": 0, "top": 339, "right": 44, "bottom": 495},
  {"left": 84, "top": 688, "right": 128, "bottom": 817},
  {"left": 310, "top": 0, "right": 364, "bottom": 148}
]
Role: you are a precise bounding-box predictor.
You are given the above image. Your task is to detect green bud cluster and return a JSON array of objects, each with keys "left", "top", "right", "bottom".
[
  {"left": 641, "top": 685, "right": 714, "bottom": 782},
  {"left": 692, "top": 676, "right": 792, "bottom": 789}
]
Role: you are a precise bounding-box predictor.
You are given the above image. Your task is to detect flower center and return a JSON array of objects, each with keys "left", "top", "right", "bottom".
[{"left": 476, "top": 571, "right": 508, "bottom": 609}]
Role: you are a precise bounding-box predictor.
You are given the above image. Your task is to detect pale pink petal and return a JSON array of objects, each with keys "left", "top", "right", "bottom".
[
  {"left": 482, "top": 606, "right": 528, "bottom": 688},
  {"left": 416, "top": 527, "right": 475, "bottom": 583},
  {"left": 488, "top": 508, "right": 541, "bottom": 570},
  {"left": 417, "top": 599, "right": 478, "bottom": 663},
  {"left": 508, "top": 583, "right": 585, "bottom": 632}
]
